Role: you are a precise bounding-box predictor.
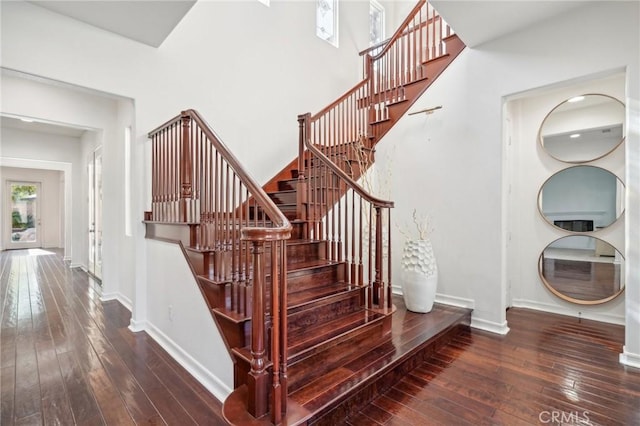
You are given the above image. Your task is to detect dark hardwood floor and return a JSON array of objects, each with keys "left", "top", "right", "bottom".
[
  {"left": 0, "top": 248, "right": 225, "bottom": 425},
  {"left": 349, "top": 306, "right": 640, "bottom": 426},
  {"left": 2, "top": 248, "right": 639, "bottom": 425}
]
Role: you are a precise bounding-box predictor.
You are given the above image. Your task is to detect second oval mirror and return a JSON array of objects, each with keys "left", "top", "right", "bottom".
[
  {"left": 538, "top": 166, "right": 624, "bottom": 232},
  {"left": 539, "top": 94, "right": 625, "bottom": 163}
]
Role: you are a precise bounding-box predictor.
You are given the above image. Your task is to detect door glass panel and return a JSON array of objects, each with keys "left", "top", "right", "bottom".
[
  {"left": 95, "top": 151, "right": 103, "bottom": 279},
  {"left": 10, "top": 182, "right": 38, "bottom": 245},
  {"left": 87, "top": 148, "right": 103, "bottom": 281}
]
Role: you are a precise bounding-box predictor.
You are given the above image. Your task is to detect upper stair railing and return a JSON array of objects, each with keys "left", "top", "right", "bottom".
[
  {"left": 147, "top": 110, "right": 291, "bottom": 423},
  {"left": 364, "top": 0, "right": 452, "bottom": 139},
  {"left": 297, "top": 0, "right": 452, "bottom": 312}
]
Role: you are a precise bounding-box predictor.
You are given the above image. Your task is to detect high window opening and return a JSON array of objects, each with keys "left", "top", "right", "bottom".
[
  {"left": 317, "top": 0, "right": 338, "bottom": 47},
  {"left": 370, "top": 0, "right": 385, "bottom": 46}
]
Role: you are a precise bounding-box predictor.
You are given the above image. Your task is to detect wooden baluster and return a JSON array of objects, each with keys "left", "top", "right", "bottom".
[
  {"left": 270, "top": 243, "right": 281, "bottom": 424},
  {"left": 231, "top": 172, "right": 236, "bottom": 282},
  {"left": 297, "top": 115, "right": 308, "bottom": 227},
  {"left": 387, "top": 208, "right": 392, "bottom": 309},
  {"left": 431, "top": 7, "right": 436, "bottom": 59},
  {"left": 279, "top": 241, "right": 288, "bottom": 415},
  {"left": 365, "top": 202, "right": 371, "bottom": 305},
  {"left": 180, "top": 113, "right": 192, "bottom": 222},
  {"left": 247, "top": 240, "right": 268, "bottom": 418},
  {"left": 374, "top": 206, "right": 382, "bottom": 306}
]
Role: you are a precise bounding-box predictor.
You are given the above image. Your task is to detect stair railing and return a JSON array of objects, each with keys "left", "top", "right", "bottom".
[
  {"left": 295, "top": 0, "right": 451, "bottom": 311},
  {"left": 363, "top": 0, "right": 453, "bottom": 141},
  {"left": 148, "top": 110, "right": 291, "bottom": 423},
  {"left": 298, "top": 113, "right": 395, "bottom": 310}
]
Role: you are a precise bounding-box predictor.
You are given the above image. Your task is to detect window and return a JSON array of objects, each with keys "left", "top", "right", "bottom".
[
  {"left": 317, "top": 0, "right": 338, "bottom": 47},
  {"left": 370, "top": 0, "right": 385, "bottom": 46}
]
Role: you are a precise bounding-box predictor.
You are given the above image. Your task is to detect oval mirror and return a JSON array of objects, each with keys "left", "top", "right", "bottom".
[
  {"left": 539, "top": 94, "right": 625, "bottom": 163},
  {"left": 538, "top": 166, "right": 624, "bottom": 232},
  {"left": 538, "top": 235, "right": 624, "bottom": 304}
]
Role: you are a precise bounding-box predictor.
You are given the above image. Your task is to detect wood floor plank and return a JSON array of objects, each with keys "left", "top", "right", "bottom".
[
  {"left": 354, "top": 305, "right": 640, "bottom": 425},
  {"left": 0, "top": 249, "right": 226, "bottom": 426}
]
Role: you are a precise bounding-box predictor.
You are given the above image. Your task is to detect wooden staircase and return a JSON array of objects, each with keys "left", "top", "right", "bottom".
[{"left": 144, "top": 1, "right": 465, "bottom": 424}]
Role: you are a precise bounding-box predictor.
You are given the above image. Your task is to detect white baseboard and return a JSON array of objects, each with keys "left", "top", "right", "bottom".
[
  {"left": 101, "top": 292, "right": 132, "bottom": 312},
  {"left": 619, "top": 347, "right": 640, "bottom": 369},
  {"left": 128, "top": 318, "right": 147, "bottom": 333},
  {"left": 143, "top": 321, "right": 232, "bottom": 402},
  {"left": 471, "top": 317, "right": 510, "bottom": 335},
  {"left": 435, "top": 293, "right": 475, "bottom": 309},
  {"left": 69, "top": 262, "right": 84, "bottom": 269},
  {"left": 512, "top": 298, "right": 624, "bottom": 325}
]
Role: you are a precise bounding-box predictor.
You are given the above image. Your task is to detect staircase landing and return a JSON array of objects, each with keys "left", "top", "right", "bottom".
[{"left": 223, "top": 296, "right": 471, "bottom": 425}]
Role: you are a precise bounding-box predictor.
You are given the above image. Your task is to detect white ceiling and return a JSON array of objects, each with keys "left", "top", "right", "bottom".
[
  {"left": 431, "top": 0, "right": 591, "bottom": 47},
  {"left": 27, "top": 0, "right": 197, "bottom": 48}
]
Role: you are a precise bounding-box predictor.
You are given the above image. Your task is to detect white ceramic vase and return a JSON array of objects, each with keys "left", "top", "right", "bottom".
[{"left": 401, "top": 239, "right": 438, "bottom": 313}]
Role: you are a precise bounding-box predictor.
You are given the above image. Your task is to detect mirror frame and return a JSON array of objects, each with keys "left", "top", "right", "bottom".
[
  {"left": 538, "top": 93, "right": 625, "bottom": 163},
  {"left": 537, "top": 165, "right": 625, "bottom": 232},
  {"left": 538, "top": 236, "right": 625, "bottom": 305}
]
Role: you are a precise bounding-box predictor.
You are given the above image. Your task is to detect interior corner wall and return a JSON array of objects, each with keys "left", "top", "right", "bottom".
[
  {"left": 506, "top": 74, "right": 626, "bottom": 325},
  {"left": 375, "top": 1, "right": 639, "bottom": 336}
]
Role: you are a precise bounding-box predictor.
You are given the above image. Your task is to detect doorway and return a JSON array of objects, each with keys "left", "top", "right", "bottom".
[
  {"left": 87, "top": 147, "right": 103, "bottom": 281},
  {"left": 7, "top": 181, "right": 41, "bottom": 249}
]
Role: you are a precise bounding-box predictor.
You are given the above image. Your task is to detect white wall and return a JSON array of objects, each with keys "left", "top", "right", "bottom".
[
  {"left": 376, "top": 0, "right": 639, "bottom": 350},
  {"left": 1, "top": 166, "right": 62, "bottom": 249}
]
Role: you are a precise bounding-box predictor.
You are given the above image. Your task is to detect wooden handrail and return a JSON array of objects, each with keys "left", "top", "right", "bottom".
[
  {"left": 369, "top": 0, "right": 426, "bottom": 61},
  {"left": 147, "top": 109, "right": 290, "bottom": 422},
  {"left": 359, "top": 10, "right": 437, "bottom": 57},
  {"left": 185, "top": 109, "right": 291, "bottom": 239},
  {"left": 300, "top": 115, "right": 393, "bottom": 209}
]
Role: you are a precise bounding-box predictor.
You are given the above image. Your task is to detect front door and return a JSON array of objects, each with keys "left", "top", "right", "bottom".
[
  {"left": 7, "top": 181, "right": 41, "bottom": 249},
  {"left": 87, "top": 148, "right": 103, "bottom": 281}
]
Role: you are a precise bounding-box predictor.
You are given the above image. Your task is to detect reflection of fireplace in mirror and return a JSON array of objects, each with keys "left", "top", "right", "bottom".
[{"left": 553, "top": 219, "right": 594, "bottom": 232}]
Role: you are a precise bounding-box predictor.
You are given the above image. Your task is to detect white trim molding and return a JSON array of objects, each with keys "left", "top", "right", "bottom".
[
  {"left": 128, "top": 319, "right": 147, "bottom": 333},
  {"left": 101, "top": 291, "right": 133, "bottom": 312},
  {"left": 471, "top": 316, "right": 510, "bottom": 335},
  {"left": 620, "top": 347, "right": 640, "bottom": 369},
  {"left": 435, "top": 293, "right": 475, "bottom": 309},
  {"left": 512, "top": 298, "right": 625, "bottom": 325},
  {"left": 144, "top": 321, "right": 232, "bottom": 402}
]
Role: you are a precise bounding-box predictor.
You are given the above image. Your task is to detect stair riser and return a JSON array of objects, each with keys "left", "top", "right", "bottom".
[
  {"left": 193, "top": 238, "right": 325, "bottom": 277},
  {"left": 287, "top": 320, "right": 386, "bottom": 392},
  {"left": 310, "top": 321, "right": 471, "bottom": 425},
  {"left": 287, "top": 263, "right": 344, "bottom": 292},
  {"left": 287, "top": 291, "right": 363, "bottom": 335},
  {"left": 269, "top": 192, "right": 297, "bottom": 205}
]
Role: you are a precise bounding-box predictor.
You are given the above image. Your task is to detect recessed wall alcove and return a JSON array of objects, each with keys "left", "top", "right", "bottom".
[{"left": 504, "top": 71, "right": 626, "bottom": 324}]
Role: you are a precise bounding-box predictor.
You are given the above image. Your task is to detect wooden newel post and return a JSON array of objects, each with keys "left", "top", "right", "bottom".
[
  {"left": 374, "top": 206, "right": 383, "bottom": 306},
  {"left": 248, "top": 240, "right": 268, "bottom": 418},
  {"left": 365, "top": 55, "right": 376, "bottom": 135},
  {"left": 180, "top": 111, "right": 193, "bottom": 222},
  {"left": 297, "top": 114, "right": 310, "bottom": 235}
]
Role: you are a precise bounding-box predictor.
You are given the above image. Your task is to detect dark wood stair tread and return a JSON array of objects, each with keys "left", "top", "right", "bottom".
[
  {"left": 289, "top": 302, "right": 472, "bottom": 423},
  {"left": 288, "top": 308, "right": 385, "bottom": 359}
]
